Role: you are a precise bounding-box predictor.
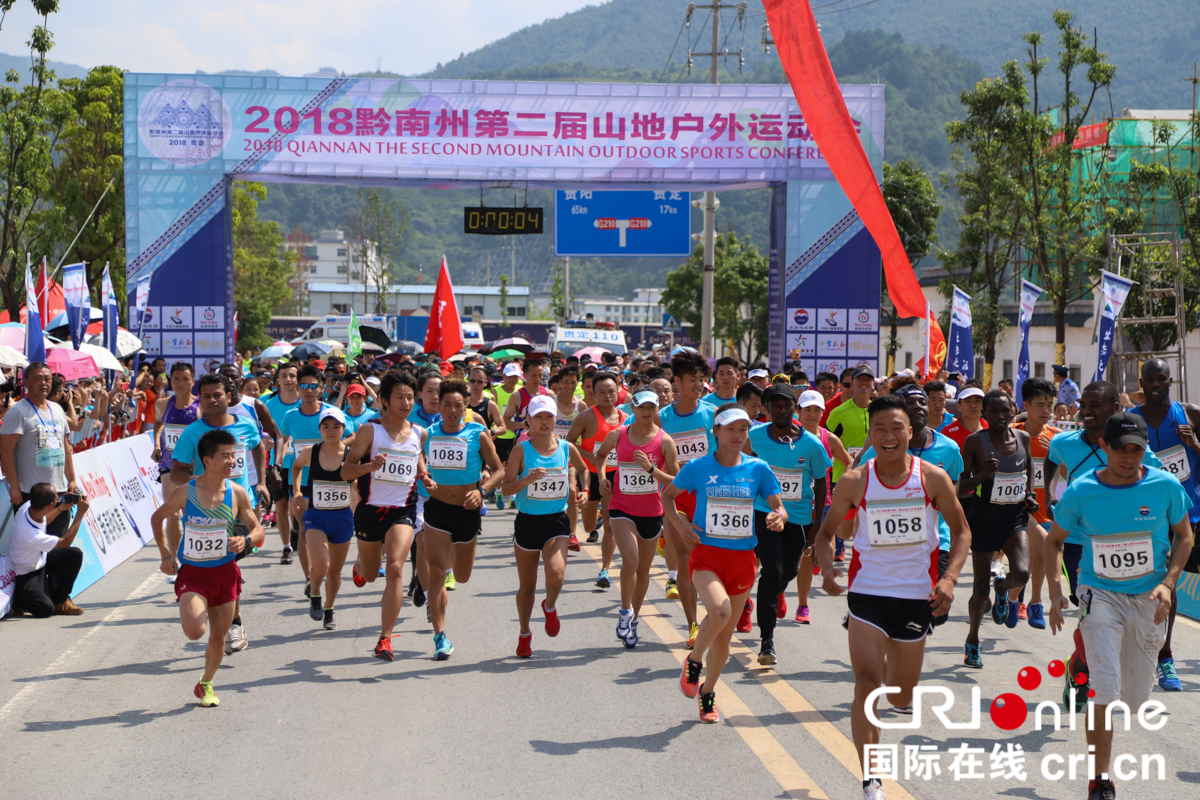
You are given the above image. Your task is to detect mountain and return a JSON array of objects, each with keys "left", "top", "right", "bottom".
[{"left": 0, "top": 51, "right": 89, "bottom": 84}]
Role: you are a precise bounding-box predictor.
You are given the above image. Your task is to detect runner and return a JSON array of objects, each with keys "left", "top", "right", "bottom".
[
  {"left": 665, "top": 404, "right": 785, "bottom": 723},
  {"left": 151, "top": 362, "right": 199, "bottom": 576},
  {"left": 548, "top": 367, "right": 586, "bottom": 550},
  {"left": 1131, "top": 358, "right": 1200, "bottom": 691},
  {"left": 565, "top": 371, "right": 626, "bottom": 587},
  {"left": 490, "top": 363, "right": 523, "bottom": 510},
  {"left": 341, "top": 370, "right": 434, "bottom": 661},
  {"left": 501, "top": 358, "right": 549, "bottom": 439},
  {"left": 410, "top": 370, "right": 442, "bottom": 596},
  {"left": 597, "top": 390, "right": 680, "bottom": 648},
  {"left": 152, "top": 430, "right": 265, "bottom": 707},
  {"left": 745, "top": 385, "right": 831, "bottom": 665},
  {"left": 466, "top": 365, "right": 506, "bottom": 438},
  {"left": 923, "top": 380, "right": 953, "bottom": 432},
  {"left": 418, "top": 378, "right": 505, "bottom": 660},
  {"left": 1045, "top": 412, "right": 1193, "bottom": 800},
  {"left": 940, "top": 383, "right": 987, "bottom": 448},
  {"left": 825, "top": 366, "right": 875, "bottom": 562},
  {"left": 795, "top": 388, "right": 851, "bottom": 623},
  {"left": 958, "top": 390, "right": 1036, "bottom": 668},
  {"left": 1013, "top": 377, "right": 1061, "bottom": 630},
  {"left": 501, "top": 395, "right": 591, "bottom": 658},
  {"left": 263, "top": 362, "right": 301, "bottom": 563},
  {"left": 658, "top": 350, "right": 716, "bottom": 647},
  {"left": 290, "top": 407, "right": 354, "bottom": 631},
  {"left": 700, "top": 356, "right": 740, "bottom": 406},
  {"left": 816, "top": 394, "right": 969, "bottom": 800}
]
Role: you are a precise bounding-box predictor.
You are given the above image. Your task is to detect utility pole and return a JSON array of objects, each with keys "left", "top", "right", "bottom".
[
  {"left": 510, "top": 234, "right": 516, "bottom": 284},
  {"left": 563, "top": 256, "right": 571, "bottom": 320},
  {"left": 684, "top": 1, "right": 746, "bottom": 358}
]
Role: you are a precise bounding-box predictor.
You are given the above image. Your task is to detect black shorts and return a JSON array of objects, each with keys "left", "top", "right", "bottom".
[
  {"left": 967, "top": 508, "right": 1028, "bottom": 552},
  {"left": 844, "top": 591, "right": 933, "bottom": 642},
  {"left": 270, "top": 479, "right": 293, "bottom": 503},
  {"left": 354, "top": 502, "right": 416, "bottom": 543},
  {"left": 513, "top": 511, "right": 572, "bottom": 551},
  {"left": 494, "top": 437, "right": 516, "bottom": 464},
  {"left": 422, "top": 496, "right": 481, "bottom": 544},
  {"left": 609, "top": 508, "right": 663, "bottom": 541},
  {"left": 588, "top": 469, "right": 617, "bottom": 500}
]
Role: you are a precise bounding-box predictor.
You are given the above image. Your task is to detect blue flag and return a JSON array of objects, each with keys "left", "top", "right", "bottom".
[
  {"left": 62, "top": 262, "right": 89, "bottom": 349},
  {"left": 1094, "top": 271, "right": 1134, "bottom": 382},
  {"left": 946, "top": 286, "right": 974, "bottom": 380},
  {"left": 23, "top": 259, "right": 46, "bottom": 365},
  {"left": 101, "top": 264, "right": 120, "bottom": 361},
  {"left": 1015, "top": 280, "right": 1043, "bottom": 409}
]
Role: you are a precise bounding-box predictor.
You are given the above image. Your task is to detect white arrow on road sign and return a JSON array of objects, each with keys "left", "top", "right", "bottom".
[{"left": 594, "top": 217, "right": 652, "bottom": 248}]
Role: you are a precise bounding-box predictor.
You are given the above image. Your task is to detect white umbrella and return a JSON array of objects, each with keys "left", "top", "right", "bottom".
[
  {"left": 259, "top": 342, "right": 294, "bottom": 360},
  {"left": 0, "top": 344, "right": 29, "bottom": 368},
  {"left": 74, "top": 343, "right": 125, "bottom": 371},
  {"left": 86, "top": 329, "right": 143, "bottom": 358}
]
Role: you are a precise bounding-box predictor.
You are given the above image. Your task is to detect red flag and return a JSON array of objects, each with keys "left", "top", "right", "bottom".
[
  {"left": 763, "top": 0, "right": 927, "bottom": 319},
  {"left": 915, "top": 307, "right": 947, "bottom": 380},
  {"left": 423, "top": 256, "right": 464, "bottom": 360}
]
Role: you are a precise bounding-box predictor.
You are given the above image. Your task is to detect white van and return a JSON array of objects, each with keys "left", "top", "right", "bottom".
[
  {"left": 291, "top": 315, "right": 394, "bottom": 346},
  {"left": 547, "top": 321, "right": 628, "bottom": 356},
  {"left": 461, "top": 322, "right": 484, "bottom": 350}
]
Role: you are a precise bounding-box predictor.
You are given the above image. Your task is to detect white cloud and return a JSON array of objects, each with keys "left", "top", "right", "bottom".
[{"left": 0, "top": 0, "right": 597, "bottom": 75}]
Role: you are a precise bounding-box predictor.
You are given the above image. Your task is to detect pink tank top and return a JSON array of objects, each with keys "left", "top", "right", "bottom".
[
  {"left": 609, "top": 426, "right": 665, "bottom": 517},
  {"left": 818, "top": 427, "right": 833, "bottom": 508}
]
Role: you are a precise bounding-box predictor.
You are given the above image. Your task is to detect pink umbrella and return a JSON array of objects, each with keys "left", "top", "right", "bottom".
[
  {"left": 47, "top": 348, "right": 99, "bottom": 380},
  {"left": 573, "top": 346, "right": 613, "bottom": 361},
  {"left": 0, "top": 324, "right": 55, "bottom": 354}
]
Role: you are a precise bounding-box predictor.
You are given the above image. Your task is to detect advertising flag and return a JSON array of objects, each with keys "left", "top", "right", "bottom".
[
  {"left": 947, "top": 286, "right": 975, "bottom": 379},
  {"left": 62, "top": 262, "right": 89, "bottom": 349},
  {"left": 423, "top": 256, "right": 464, "bottom": 360},
  {"left": 347, "top": 308, "right": 362, "bottom": 362},
  {"left": 915, "top": 303, "right": 946, "bottom": 380},
  {"left": 1015, "top": 280, "right": 1043, "bottom": 409},
  {"left": 1093, "top": 270, "right": 1134, "bottom": 382},
  {"left": 101, "top": 264, "right": 120, "bottom": 361},
  {"left": 135, "top": 274, "right": 151, "bottom": 337},
  {"left": 24, "top": 259, "right": 46, "bottom": 364}
]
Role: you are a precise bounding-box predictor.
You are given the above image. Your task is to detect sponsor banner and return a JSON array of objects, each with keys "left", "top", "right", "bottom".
[
  {"left": 1015, "top": 280, "right": 1043, "bottom": 409},
  {"left": 0, "top": 555, "right": 15, "bottom": 618},
  {"left": 947, "top": 286, "right": 974, "bottom": 379},
  {"left": 1094, "top": 270, "right": 1134, "bottom": 382}
]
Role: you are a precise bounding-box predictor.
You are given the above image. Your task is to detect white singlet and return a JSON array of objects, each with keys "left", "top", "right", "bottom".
[{"left": 366, "top": 420, "right": 424, "bottom": 508}]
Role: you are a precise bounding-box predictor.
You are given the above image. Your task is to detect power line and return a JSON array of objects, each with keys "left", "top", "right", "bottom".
[
  {"left": 657, "top": 18, "right": 688, "bottom": 83},
  {"left": 816, "top": 0, "right": 890, "bottom": 15}
]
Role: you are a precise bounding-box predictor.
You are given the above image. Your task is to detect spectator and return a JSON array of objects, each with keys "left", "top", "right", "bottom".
[
  {"left": 8, "top": 482, "right": 88, "bottom": 617},
  {"left": 1052, "top": 365, "right": 1080, "bottom": 415},
  {"left": 0, "top": 362, "right": 79, "bottom": 537}
]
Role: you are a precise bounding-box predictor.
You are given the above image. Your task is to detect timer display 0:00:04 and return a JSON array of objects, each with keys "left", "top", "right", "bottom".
[{"left": 463, "top": 207, "right": 544, "bottom": 236}]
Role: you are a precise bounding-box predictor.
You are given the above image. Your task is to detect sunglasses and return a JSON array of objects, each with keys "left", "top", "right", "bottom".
[
  {"left": 841, "top": 382, "right": 852, "bottom": 389},
  {"left": 298, "top": 383, "right": 320, "bottom": 390},
  {"left": 468, "top": 379, "right": 487, "bottom": 385}
]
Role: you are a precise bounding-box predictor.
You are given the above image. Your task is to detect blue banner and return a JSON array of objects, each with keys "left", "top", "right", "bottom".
[
  {"left": 1094, "top": 270, "right": 1134, "bottom": 382},
  {"left": 62, "top": 262, "right": 89, "bottom": 349},
  {"left": 101, "top": 265, "right": 120, "bottom": 363},
  {"left": 23, "top": 260, "right": 46, "bottom": 365},
  {"left": 1015, "top": 279, "right": 1043, "bottom": 409},
  {"left": 946, "top": 286, "right": 974, "bottom": 379}
]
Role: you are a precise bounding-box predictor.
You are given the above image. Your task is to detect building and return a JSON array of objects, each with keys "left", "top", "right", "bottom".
[
  {"left": 530, "top": 287, "right": 665, "bottom": 326},
  {"left": 284, "top": 229, "right": 383, "bottom": 288},
  {"left": 306, "top": 283, "right": 530, "bottom": 319}
]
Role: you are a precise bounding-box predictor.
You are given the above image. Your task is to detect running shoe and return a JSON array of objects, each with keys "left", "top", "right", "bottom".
[
  {"left": 280, "top": 546, "right": 294, "bottom": 565},
  {"left": 758, "top": 638, "right": 776, "bottom": 666},
  {"left": 352, "top": 563, "right": 365, "bottom": 588},
  {"left": 686, "top": 622, "right": 700, "bottom": 649},
  {"left": 656, "top": 536, "right": 666, "bottom": 558},
  {"left": 736, "top": 599, "right": 753, "bottom": 633},
  {"left": 445, "top": 573, "right": 457, "bottom": 591},
  {"left": 378, "top": 566, "right": 385, "bottom": 577},
  {"left": 698, "top": 691, "right": 719, "bottom": 723},
  {"left": 1157, "top": 658, "right": 1182, "bottom": 691},
  {"left": 586, "top": 530, "right": 599, "bottom": 543},
  {"left": 413, "top": 581, "right": 426, "bottom": 608},
  {"left": 833, "top": 553, "right": 844, "bottom": 564},
  {"left": 1005, "top": 597, "right": 1020, "bottom": 629},
  {"left": 1018, "top": 602, "right": 1028, "bottom": 620},
  {"left": 1087, "top": 778, "right": 1116, "bottom": 800},
  {"left": 863, "top": 778, "right": 886, "bottom": 800},
  {"left": 665, "top": 578, "right": 680, "bottom": 600},
  {"left": 374, "top": 636, "right": 394, "bottom": 661},
  {"left": 963, "top": 642, "right": 983, "bottom": 669},
  {"left": 323, "top": 609, "right": 336, "bottom": 631},
  {"left": 1026, "top": 602, "right": 1046, "bottom": 629},
  {"left": 568, "top": 534, "right": 581, "bottom": 552},
  {"left": 777, "top": 592, "right": 787, "bottom": 619},
  {"left": 795, "top": 605, "right": 811, "bottom": 624},
  {"left": 616, "top": 609, "right": 632, "bottom": 640},
  {"left": 225, "top": 623, "right": 248, "bottom": 655},
  {"left": 516, "top": 632, "right": 533, "bottom": 659},
  {"left": 1063, "top": 652, "right": 1090, "bottom": 711},
  {"left": 434, "top": 631, "right": 454, "bottom": 660},
  {"left": 991, "top": 576, "right": 1008, "bottom": 625},
  {"left": 480, "top": 503, "right": 487, "bottom": 517},
  {"left": 194, "top": 681, "right": 219, "bottom": 708},
  {"left": 623, "top": 619, "right": 639, "bottom": 649},
  {"left": 166, "top": 575, "right": 176, "bottom": 585},
  {"left": 596, "top": 569, "right": 611, "bottom": 589},
  {"left": 309, "top": 594, "right": 323, "bottom": 621},
  {"left": 679, "top": 656, "right": 702, "bottom": 698},
  {"left": 542, "top": 599, "right": 560, "bottom": 637}
]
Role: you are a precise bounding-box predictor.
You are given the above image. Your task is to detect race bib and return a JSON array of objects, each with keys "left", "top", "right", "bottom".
[
  {"left": 428, "top": 436, "right": 468, "bottom": 470},
  {"left": 1092, "top": 533, "right": 1154, "bottom": 582},
  {"left": 865, "top": 497, "right": 927, "bottom": 548},
  {"left": 292, "top": 438, "right": 319, "bottom": 458},
  {"left": 706, "top": 497, "right": 753, "bottom": 539},
  {"left": 772, "top": 467, "right": 805, "bottom": 502},
  {"left": 183, "top": 519, "right": 229, "bottom": 561},
  {"left": 1159, "top": 445, "right": 1191, "bottom": 483},
  {"left": 619, "top": 462, "right": 657, "bottom": 495},
  {"left": 312, "top": 480, "right": 351, "bottom": 509},
  {"left": 528, "top": 466, "right": 569, "bottom": 500},
  {"left": 36, "top": 425, "right": 64, "bottom": 468},
  {"left": 674, "top": 429, "right": 708, "bottom": 463},
  {"left": 592, "top": 441, "right": 618, "bottom": 469},
  {"left": 990, "top": 472, "right": 1027, "bottom": 505},
  {"left": 376, "top": 447, "right": 417, "bottom": 485},
  {"left": 847, "top": 447, "right": 864, "bottom": 463},
  {"left": 554, "top": 423, "right": 572, "bottom": 440},
  {"left": 230, "top": 448, "right": 246, "bottom": 479},
  {"left": 162, "top": 424, "right": 186, "bottom": 452},
  {"left": 1032, "top": 457, "right": 1045, "bottom": 487}
]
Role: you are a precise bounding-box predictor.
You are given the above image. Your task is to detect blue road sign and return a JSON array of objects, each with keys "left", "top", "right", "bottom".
[
  {"left": 661, "top": 313, "right": 682, "bottom": 333},
  {"left": 555, "top": 190, "right": 691, "bottom": 257}
]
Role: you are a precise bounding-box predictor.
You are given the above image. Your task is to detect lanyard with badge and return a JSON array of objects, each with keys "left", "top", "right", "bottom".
[{"left": 33, "top": 405, "right": 64, "bottom": 467}]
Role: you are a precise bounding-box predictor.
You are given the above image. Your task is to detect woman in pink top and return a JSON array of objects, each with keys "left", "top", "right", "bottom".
[{"left": 596, "top": 391, "right": 681, "bottom": 648}]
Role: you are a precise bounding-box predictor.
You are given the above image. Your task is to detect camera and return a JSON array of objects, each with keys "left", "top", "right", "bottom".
[{"left": 59, "top": 492, "right": 85, "bottom": 505}]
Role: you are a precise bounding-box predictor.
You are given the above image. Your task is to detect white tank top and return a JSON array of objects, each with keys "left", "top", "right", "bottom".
[
  {"left": 554, "top": 402, "right": 580, "bottom": 440},
  {"left": 849, "top": 456, "right": 941, "bottom": 600},
  {"left": 365, "top": 420, "right": 424, "bottom": 507}
]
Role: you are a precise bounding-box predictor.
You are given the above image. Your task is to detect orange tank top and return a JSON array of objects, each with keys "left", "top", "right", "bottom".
[{"left": 581, "top": 406, "right": 626, "bottom": 473}]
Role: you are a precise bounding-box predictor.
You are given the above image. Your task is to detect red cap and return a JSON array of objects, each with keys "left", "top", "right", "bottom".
[
  {"left": 439, "top": 361, "right": 453, "bottom": 376},
  {"left": 314, "top": 360, "right": 326, "bottom": 370},
  {"left": 346, "top": 383, "right": 367, "bottom": 397}
]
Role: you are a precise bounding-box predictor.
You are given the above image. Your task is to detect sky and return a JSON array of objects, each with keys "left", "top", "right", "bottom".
[{"left": 0, "top": 0, "right": 598, "bottom": 75}]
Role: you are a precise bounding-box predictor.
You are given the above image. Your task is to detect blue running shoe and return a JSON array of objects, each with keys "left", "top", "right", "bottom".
[
  {"left": 964, "top": 642, "right": 983, "bottom": 669},
  {"left": 623, "top": 619, "right": 639, "bottom": 649},
  {"left": 616, "top": 609, "right": 632, "bottom": 641},
  {"left": 1005, "top": 596, "right": 1020, "bottom": 629},
  {"left": 1026, "top": 602, "right": 1046, "bottom": 629},
  {"left": 480, "top": 504, "right": 488, "bottom": 517},
  {"left": 596, "top": 569, "right": 611, "bottom": 589},
  {"left": 991, "top": 576, "right": 1008, "bottom": 625},
  {"left": 1157, "top": 658, "right": 1182, "bottom": 691},
  {"left": 434, "top": 631, "right": 454, "bottom": 661}
]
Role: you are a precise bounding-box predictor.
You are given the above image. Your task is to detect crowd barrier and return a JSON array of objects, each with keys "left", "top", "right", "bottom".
[{"left": 0, "top": 434, "right": 163, "bottom": 616}]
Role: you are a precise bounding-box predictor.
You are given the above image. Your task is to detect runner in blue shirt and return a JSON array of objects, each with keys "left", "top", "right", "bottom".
[
  {"left": 276, "top": 364, "right": 334, "bottom": 587},
  {"left": 263, "top": 361, "right": 301, "bottom": 562}
]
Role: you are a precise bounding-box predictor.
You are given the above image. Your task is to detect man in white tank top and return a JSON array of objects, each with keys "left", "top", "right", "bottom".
[{"left": 813, "top": 394, "right": 971, "bottom": 800}]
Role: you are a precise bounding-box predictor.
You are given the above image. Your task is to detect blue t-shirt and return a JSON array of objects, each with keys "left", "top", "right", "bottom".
[
  {"left": 1132, "top": 401, "right": 1200, "bottom": 523},
  {"left": 280, "top": 403, "right": 334, "bottom": 481},
  {"left": 932, "top": 410, "right": 953, "bottom": 433},
  {"left": 514, "top": 438, "right": 571, "bottom": 516},
  {"left": 860, "top": 429, "right": 963, "bottom": 551},
  {"left": 700, "top": 391, "right": 737, "bottom": 408},
  {"left": 425, "top": 421, "right": 486, "bottom": 487},
  {"left": 1054, "top": 466, "right": 1191, "bottom": 595},
  {"left": 659, "top": 402, "right": 717, "bottom": 465},
  {"left": 344, "top": 407, "right": 380, "bottom": 434},
  {"left": 409, "top": 405, "right": 441, "bottom": 429},
  {"left": 671, "top": 454, "right": 781, "bottom": 551},
  {"left": 262, "top": 392, "right": 300, "bottom": 466},
  {"left": 1047, "top": 429, "right": 1164, "bottom": 544},
  {"left": 173, "top": 414, "right": 263, "bottom": 494},
  {"left": 747, "top": 426, "right": 833, "bottom": 525}
]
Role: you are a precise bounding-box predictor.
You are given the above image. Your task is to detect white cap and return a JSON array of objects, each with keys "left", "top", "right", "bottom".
[
  {"left": 632, "top": 390, "right": 658, "bottom": 407},
  {"left": 798, "top": 389, "right": 825, "bottom": 409},
  {"left": 748, "top": 369, "right": 769, "bottom": 379},
  {"left": 503, "top": 363, "right": 521, "bottom": 377},
  {"left": 944, "top": 384, "right": 958, "bottom": 399},
  {"left": 958, "top": 386, "right": 984, "bottom": 401},
  {"left": 318, "top": 407, "right": 347, "bottom": 427},
  {"left": 366, "top": 376, "right": 381, "bottom": 386},
  {"left": 714, "top": 407, "right": 751, "bottom": 426},
  {"left": 526, "top": 395, "right": 557, "bottom": 418}
]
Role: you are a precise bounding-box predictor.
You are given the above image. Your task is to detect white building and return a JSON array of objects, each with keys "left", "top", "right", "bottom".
[
  {"left": 285, "top": 229, "right": 383, "bottom": 288},
  {"left": 306, "top": 283, "right": 530, "bottom": 319},
  {"left": 541, "top": 287, "right": 664, "bottom": 326}
]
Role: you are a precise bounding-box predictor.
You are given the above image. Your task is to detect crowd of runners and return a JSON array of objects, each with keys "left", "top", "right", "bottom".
[{"left": 143, "top": 350, "right": 1195, "bottom": 800}]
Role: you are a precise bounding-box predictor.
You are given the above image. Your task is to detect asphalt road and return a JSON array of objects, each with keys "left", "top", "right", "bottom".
[{"left": 3, "top": 507, "right": 1199, "bottom": 800}]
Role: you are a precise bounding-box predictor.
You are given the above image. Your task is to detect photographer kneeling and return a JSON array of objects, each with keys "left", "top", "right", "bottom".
[{"left": 9, "top": 483, "right": 89, "bottom": 617}]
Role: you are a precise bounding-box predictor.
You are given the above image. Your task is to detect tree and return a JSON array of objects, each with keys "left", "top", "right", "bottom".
[
  {"left": 232, "top": 182, "right": 296, "bottom": 351},
  {"left": 343, "top": 187, "right": 412, "bottom": 314},
  {"left": 881, "top": 159, "right": 941, "bottom": 373},
  {"left": 498, "top": 273, "right": 509, "bottom": 329},
  {"left": 548, "top": 257, "right": 567, "bottom": 322},
  {"left": 662, "top": 232, "right": 768, "bottom": 363}
]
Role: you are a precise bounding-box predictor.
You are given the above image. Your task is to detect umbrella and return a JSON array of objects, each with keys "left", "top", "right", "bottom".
[
  {"left": 46, "top": 349, "right": 99, "bottom": 380},
  {"left": 86, "top": 329, "right": 143, "bottom": 358},
  {"left": 574, "top": 346, "right": 613, "bottom": 361},
  {"left": 45, "top": 307, "right": 105, "bottom": 330},
  {"left": 289, "top": 342, "right": 332, "bottom": 360},
  {"left": 359, "top": 325, "right": 392, "bottom": 350},
  {"left": 388, "top": 340, "right": 423, "bottom": 355},
  {"left": 0, "top": 324, "right": 57, "bottom": 354},
  {"left": 670, "top": 345, "right": 698, "bottom": 356},
  {"left": 447, "top": 352, "right": 476, "bottom": 363},
  {"left": 482, "top": 337, "right": 533, "bottom": 354},
  {"left": 360, "top": 340, "right": 385, "bottom": 353},
  {"left": 489, "top": 348, "right": 525, "bottom": 362},
  {"left": 0, "top": 344, "right": 28, "bottom": 368},
  {"left": 73, "top": 343, "right": 125, "bottom": 371},
  {"left": 259, "top": 341, "right": 294, "bottom": 360}
]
